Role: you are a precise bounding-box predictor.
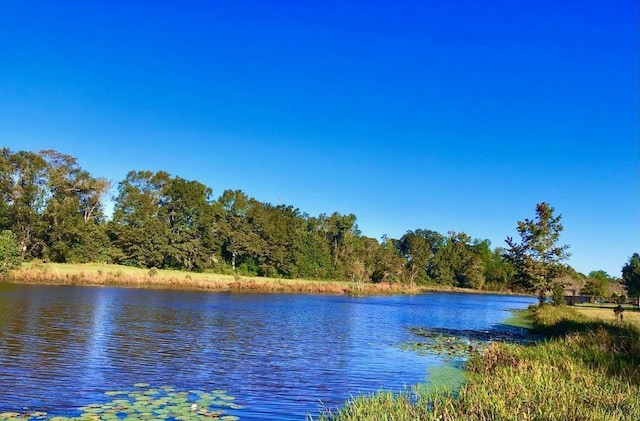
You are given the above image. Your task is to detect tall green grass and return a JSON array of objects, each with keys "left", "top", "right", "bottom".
[{"left": 314, "top": 305, "right": 640, "bottom": 421}]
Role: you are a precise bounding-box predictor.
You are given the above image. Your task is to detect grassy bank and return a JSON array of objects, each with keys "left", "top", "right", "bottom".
[
  {"left": 315, "top": 305, "right": 640, "bottom": 421},
  {"left": 4, "top": 262, "right": 524, "bottom": 296},
  {"left": 5, "top": 262, "right": 411, "bottom": 295}
]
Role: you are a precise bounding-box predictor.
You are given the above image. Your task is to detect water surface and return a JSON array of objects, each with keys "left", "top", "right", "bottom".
[{"left": 0, "top": 284, "right": 534, "bottom": 419}]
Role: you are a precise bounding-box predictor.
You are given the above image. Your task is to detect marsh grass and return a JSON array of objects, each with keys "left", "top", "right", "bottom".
[
  {"left": 6, "top": 262, "right": 524, "bottom": 296},
  {"left": 6, "top": 262, "right": 423, "bottom": 295},
  {"left": 315, "top": 305, "right": 640, "bottom": 421}
]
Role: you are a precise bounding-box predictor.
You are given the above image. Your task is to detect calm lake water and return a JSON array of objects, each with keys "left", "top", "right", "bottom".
[{"left": 0, "top": 284, "right": 534, "bottom": 420}]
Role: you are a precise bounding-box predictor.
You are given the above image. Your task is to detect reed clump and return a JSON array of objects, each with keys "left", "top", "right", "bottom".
[{"left": 315, "top": 305, "right": 640, "bottom": 421}]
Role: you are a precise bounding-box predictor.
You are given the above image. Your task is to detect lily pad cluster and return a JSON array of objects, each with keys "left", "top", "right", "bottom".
[
  {"left": 398, "top": 333, "right": 481, "bottom": 360},
  {"left": 398, "top": 326, "right": 532, "bottom": 360},
  {"left": 0, "top": 384, "right": 242, "bottom": 420}
]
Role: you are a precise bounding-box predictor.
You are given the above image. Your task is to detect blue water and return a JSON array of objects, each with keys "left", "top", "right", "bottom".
[{"left": 0, "top": 284, "right": 534, "bottom": 419}]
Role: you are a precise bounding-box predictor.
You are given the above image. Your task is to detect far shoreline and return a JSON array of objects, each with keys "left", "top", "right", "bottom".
[{"left": 4, "top": 262, "right": 530, "bottom": 297}]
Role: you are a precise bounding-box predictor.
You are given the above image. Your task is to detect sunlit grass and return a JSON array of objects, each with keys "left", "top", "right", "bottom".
[
  {"left": 574, "top": 304, "right": 640, "bottom": 324},
  {"left": 7, "top": 262, "right": 530, "bottom": 296},
  {"left": 7, "top": 262, "right": 424, "bottom": 295}
]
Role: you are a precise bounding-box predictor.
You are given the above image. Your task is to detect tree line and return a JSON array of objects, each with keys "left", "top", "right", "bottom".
[{"left": 2, "top": 148, "right": 637, "bottom": 297}]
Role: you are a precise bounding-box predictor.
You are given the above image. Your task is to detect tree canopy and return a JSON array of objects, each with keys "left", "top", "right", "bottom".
[
  {"left": 505, "top": 202, "right": 570, "bottom": 301},
  {"left": 622, "top": 253, "right": 640, "bottom": 300},
  {"left": 0, "top": 148, "right": 584, "bottom": 293}
]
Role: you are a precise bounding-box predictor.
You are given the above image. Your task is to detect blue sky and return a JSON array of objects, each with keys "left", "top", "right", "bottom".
[{"left": 0, "top": 0, "right": 637, "bottom": 277}]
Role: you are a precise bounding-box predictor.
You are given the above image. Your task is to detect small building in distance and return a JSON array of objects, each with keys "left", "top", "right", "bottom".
[{"left": 558, "top": 274, "right": 629, "bottom": 305}]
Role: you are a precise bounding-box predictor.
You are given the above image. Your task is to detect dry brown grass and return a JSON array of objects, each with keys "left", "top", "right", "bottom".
[{"left": 6, "top": 262, "right": 422, "bottom": 296}]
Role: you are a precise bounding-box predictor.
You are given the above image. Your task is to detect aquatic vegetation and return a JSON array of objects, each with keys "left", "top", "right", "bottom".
[
  {"left": 0, "top": 384, "right": 242, "bottom": 421},
  {"left": 397, "top": 326, "right": 534, "bottom": 360}
]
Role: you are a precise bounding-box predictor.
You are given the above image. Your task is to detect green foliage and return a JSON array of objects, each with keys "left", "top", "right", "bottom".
[
  {"left": 109, "top": 171, "right": 219, "bottom": 271},
  {"left": 431, "top": 232, "right": 485, "bottom": 289},
  {"left": 505, "top": 202, "right": 571, "bottom": 301},
  {"left": 622, "top": 253, "right": 640, "bottom": 299},
  {"left": 551, "top": 283, "right": 566, "bottom": 306},
  {"left": 0, "top": 148, "right": 111, "bottom": 263},
  {"left": 0, "top": 149, "right": 48, "bottom": 259},
  {"left": 398, "top": 229, "right": 443, "bottom": 284},
  {"left": 529, "top": 304, "right": 589, "bottom": 331},
  {"left": 217, "top": 189, "right": 262, "bottom": 272},
  {"left": 589, "top": 269, "right": 613, "bottom": 283},
  {"left": 1, "top": 148, "right": 587, "bottom": 293},
  {"left": 581, "top": 277, "right": 609, "bottom": 302},
  {"left": 482, "top": 247, "right": 516, "bottom": 291},
  {"left": 0, "top": 230, "right": 21, "bottom": 275}
]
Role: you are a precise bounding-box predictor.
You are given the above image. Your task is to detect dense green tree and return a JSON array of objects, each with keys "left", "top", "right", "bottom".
[
  {"left": 398, "top": 229, "right": 443, "bottom": 285},
  {"left": 297, "top": 216, "right": 333, "bottom": 279},
  {"left": 0, "top": 148, "right": 13, "bottom": 229},
  {"left": 249, "top": 203, "right": 307, "bottom": 278},
  {"left": 580, "top": 270, "right": 612, "bottom": 302},
  {"left": 431, "top": 232, "right": 485, "bottom": 289},
  {"left": 345, "top": 235, "right": 373, "bottom": 286},
  {"left": 0, "top": 149, "right": 112, "bottom": 263},
  {"left": 326, "top": 213, "right": 357, "bottom": 266},
  {"left": 0, "top": 230, "right": 21, "bottom": 276},
  {"left": 0, "top": 150, "right": 48, "bottom": 258},
  {"left": 551, "top": 283, "right": 566, "bottom": 306},
  {"left": 109, "top": 171, "right": 172, "bottom": 268},
  {"left": 217, "top": 190, "right": 263, "bottom": 272},
  {"left": 580, "top": 279, "right": 607, "bottom": 302},
  {"left": 505, "top": 202, "right": 570, "bottom": 302},
  {"left": 479, "top": 245, "right": 515, "bottom": 290},
  {"left": 40, "top": 150, "right": 111, "bottom": 262},
  {"left": 369, "top": 236, "right": 405, "bottom": 283},
  {"left": 110, "top": 171, "right": 220, "bottom": 270},
  {"left": 588, "top": 270, "right": 613, "bottom": 283},
  {"left": 622, "top": 253, "right": 640, "bottom": 304},
  {"left": 162, "top": 177, "right": 217, "bottom": 270},
  {"left": 319, "top": 212, "right": 358, "bottom": 279}
]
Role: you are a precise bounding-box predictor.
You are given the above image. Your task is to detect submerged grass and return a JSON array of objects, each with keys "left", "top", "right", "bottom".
[
  {"left": 315, "top": 305, "right": 640, "bottom": 421},
  {"left": 502, "top": 307, "right": 535, "bottom": 329}
]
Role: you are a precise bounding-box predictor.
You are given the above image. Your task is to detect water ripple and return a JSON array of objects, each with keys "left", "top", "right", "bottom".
[{"left": 0, "top": 284, "right": 535, "bottom": 419}]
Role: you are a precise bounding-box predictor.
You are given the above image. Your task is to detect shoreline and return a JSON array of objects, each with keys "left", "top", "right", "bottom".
[
  {"left": 315, "top": 305, "right": 640, "bottom": 420},
  {"left": 4, "top": 262, "right": 528, "bottom": 297}
]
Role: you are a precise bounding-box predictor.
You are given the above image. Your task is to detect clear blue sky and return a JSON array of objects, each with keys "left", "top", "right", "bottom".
[{"left": 0, "top": 0, "right": 637, "bottom": 277}]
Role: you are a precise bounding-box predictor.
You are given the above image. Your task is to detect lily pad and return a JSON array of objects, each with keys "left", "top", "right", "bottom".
[{"left": 133, "top": 382, "right": 150, "bottom": 388}]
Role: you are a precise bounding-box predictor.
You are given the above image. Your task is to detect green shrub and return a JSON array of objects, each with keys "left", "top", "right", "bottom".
[
  {"left": 551, "top": 283, "right": 566, "bottom": 306},
  {"left": 0, "top": 230, "right": 21, "bottom": 276}
]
